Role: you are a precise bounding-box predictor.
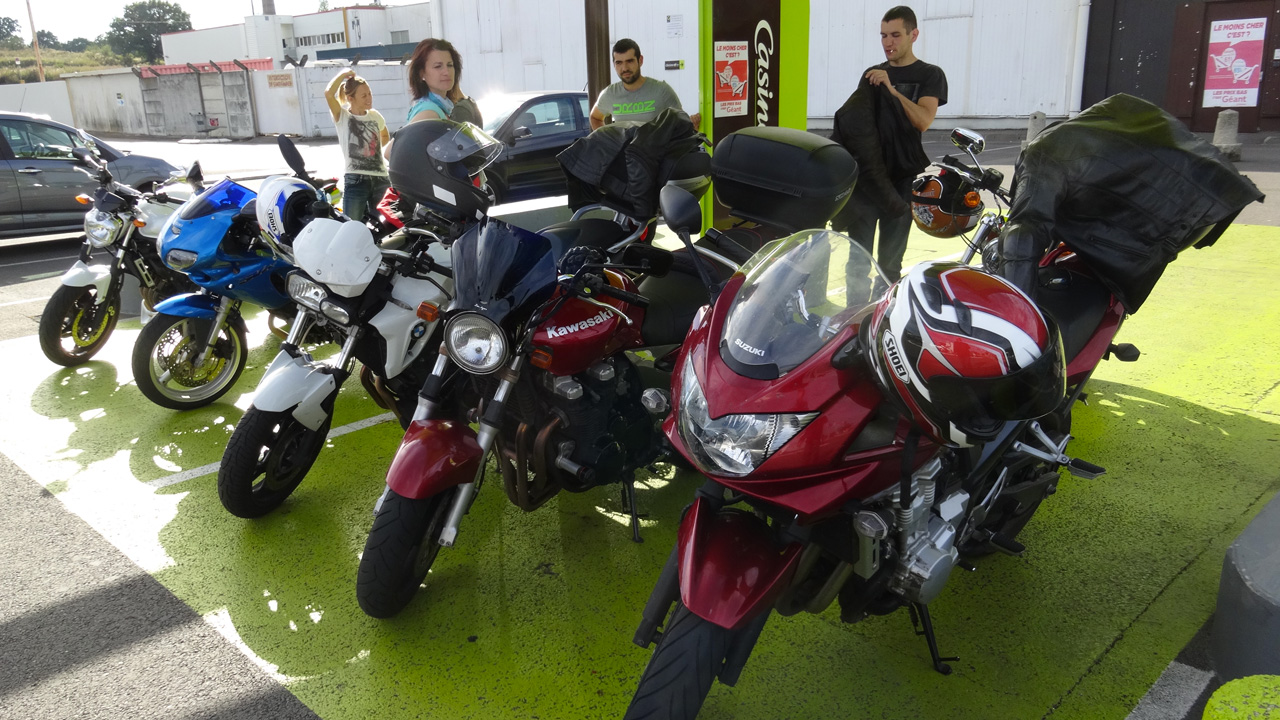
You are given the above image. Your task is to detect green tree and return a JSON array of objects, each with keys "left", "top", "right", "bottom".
[
  {"left": 106, "top": 0, "right": 191, "bottom": 64},
  {"left": 35, "top": 29, "right": 59, "bottom": 50},
  {"left": 64, "top": 37, "right": 90, "bottom": 53},
  {"left": 0, "top": 17, "right": 19, "bottom": 39}
]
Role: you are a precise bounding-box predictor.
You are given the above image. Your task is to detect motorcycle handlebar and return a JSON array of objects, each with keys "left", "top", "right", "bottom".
[{"left": 592, "top": 280, "right": 649, "bottom": 308}]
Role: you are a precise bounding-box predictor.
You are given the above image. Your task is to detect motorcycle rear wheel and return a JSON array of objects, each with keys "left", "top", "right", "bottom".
[
  {"left": 39, "top": 284, "right": 121, "bottom": 366},
  {"left": 217, "top": 406, "right": 332, "bottom": 518},
  {"left": 625, "top": 602, "right": 732, "bottom": 720},
  {"left": 132, "top": 313, "right": 248, "bottom": 410},
  {"left": 356, "top": 487, "right": 458, "bottom": 618}
]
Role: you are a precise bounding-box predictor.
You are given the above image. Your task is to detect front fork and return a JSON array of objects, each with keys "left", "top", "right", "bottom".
[
  {"left": 192, "top": 296, "right": 237, "bottom": 368},
  {"left": 404, "top": 350, "right": 525, "bottom": 548}
]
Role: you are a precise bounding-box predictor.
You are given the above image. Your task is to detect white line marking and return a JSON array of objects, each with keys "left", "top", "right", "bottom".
[
  {"left": 0, "top": 297, "right": 46, "bottom": 307},
  {"left": 1125, "top": 661, "right": 1213, "bottom": 720},
  {"left": 2, "top": 254, "right": 78, "bottom": 267},
  {"left": 144, "top": 412, "right": 396, "bottom": 490}
]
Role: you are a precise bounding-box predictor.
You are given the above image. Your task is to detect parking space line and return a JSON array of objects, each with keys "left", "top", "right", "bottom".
[
  {"left": 3, "top": 254, "right": 78, "bottom": 267},
  {"left": 1125, "top": 661, "right": 1213, "bottom": 720},
  {"left": 0, "top": 297, "right": 46, "bottom": 307},
  {"left": 143, "top": 412, "right": 397, "bottom": 490}
]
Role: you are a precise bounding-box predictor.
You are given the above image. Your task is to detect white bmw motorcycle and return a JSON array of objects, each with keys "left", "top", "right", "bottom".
[{"left": 216, "top": 144, "right": 455, "bottom": 519}]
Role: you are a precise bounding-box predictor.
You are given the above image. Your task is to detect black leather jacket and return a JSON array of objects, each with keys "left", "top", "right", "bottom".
[{"left": 999, "top": 94, "right": 1263, "bottom": 312}]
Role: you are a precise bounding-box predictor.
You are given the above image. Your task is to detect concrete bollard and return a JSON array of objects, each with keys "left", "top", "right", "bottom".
[
  {"left": 1214, "top": 110, "right": 1243, "bottom": 161},
  {"left": 1211, "top": 492, "right": 1280, "bottom": 682},
  {"left": 1021, "top": 111, "right": 1047, "bottom": 150}
]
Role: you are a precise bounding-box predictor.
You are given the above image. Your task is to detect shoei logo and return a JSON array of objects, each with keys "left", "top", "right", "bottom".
[
  {"left": 734, "top": 338, "right": 766, "bottom": 357},
  {"left": 266, "top": 209, "right": 283, "bottom": 238},
  {"left": 755, "top": 20, "right": 775, "bottom": 126},
  {"left": 545, "top": 310, "right": 613, "bottom": 338},
  {"left": 883, "top": 335, "right": 910, "bottom": 382}
]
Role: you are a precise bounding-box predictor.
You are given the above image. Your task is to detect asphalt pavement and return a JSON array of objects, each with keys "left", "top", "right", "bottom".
[{"left": 0, "top": 128, "right": 1277, "bottom": 720}]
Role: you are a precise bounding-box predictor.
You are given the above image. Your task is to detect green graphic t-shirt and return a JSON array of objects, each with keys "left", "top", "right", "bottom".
[{"left": 596, "top": 78, "right": 683, "bottom": 126}]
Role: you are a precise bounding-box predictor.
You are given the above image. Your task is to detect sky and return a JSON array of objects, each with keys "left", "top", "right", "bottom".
[{"left": 1, "top": 0, "right": 409, "bottom": 45}]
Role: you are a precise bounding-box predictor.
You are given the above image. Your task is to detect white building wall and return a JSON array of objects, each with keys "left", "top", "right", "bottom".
[
  {"left": 0, "top": 81, "right": 75, "bottom": 126},
  {"left": 443, "top": 0, "right": 589, "bottom": 97},
  {"left": 347, "top": 8, "right": 390, "bottom": 48},
  {"left": 245, "top": 16, "right": 288, "bottom": 63},
  {"left": 253, "top": 68, "right": 306, "bottom": 135},
  {"left": 162, "top": 25, "right": 248, "bottom": 66},
  {"left": 387, "top": 3, "right": 434, "bottom": 43},
  {"left": 807, "top": 0, "right": 1082, "bottom": 126}
]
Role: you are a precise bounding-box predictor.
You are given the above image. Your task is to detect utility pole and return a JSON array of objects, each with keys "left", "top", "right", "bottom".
[
  {"left": 25, "top": 0, "right": 45, "bottom": 82},
  {"left": 584, "top": 0, "right": 609, "bottom": 105}
]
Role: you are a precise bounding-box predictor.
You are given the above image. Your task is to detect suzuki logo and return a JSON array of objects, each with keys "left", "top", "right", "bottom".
[
  {"left": 734, "top": 338, "right": 766, "bottom": 357},
  {"left": 755, "top": 20, "right": 775, "bottom": 126},
  {"left": 883, "top": 335, "right": 910, "bottom": 382}
]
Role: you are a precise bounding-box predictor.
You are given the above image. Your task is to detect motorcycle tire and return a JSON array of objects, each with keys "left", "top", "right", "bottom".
[
  {"left": 38, "top": 284, "right": 121, "bottom": 367},
  {"left": 132, "top": 312, "right": 248, "bottom": 410},
  {"left": 625, "top": 602, "right": 732, "bottom": 720},
  {"left": 356, "top": 486, "right": 458, "bottom": 619},
  {"left": 217, "top": 406, "right": 332, "bottom": 518}
]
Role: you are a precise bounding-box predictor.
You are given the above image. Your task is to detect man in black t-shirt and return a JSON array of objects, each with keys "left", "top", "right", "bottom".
[{"left": 838, "top": 6, "right": 947, "bottom": 282}]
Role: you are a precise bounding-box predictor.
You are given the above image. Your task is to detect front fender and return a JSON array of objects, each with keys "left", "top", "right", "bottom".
[
  {"left": 152, "top": 292, "right": 220, "bottom": 319},
  {"left": 678, "top": 497, "right": 803, "bottom": 631},
  {"left": 60, "top": 260, "right": 115, "bottom": 301},
  {"left": 385, "top": 418, "right": 483, "bottom": 500},
  {"left": 252, "top": 346, "right": 340, "bottom": 431}
]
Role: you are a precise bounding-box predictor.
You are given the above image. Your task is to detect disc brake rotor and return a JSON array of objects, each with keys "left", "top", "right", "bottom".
[
  {"left": 156, "top": 324, "right": 228, "bottom": 386},
  {"left": 69, "top": 296, "right": 115, "bottom": 348}
]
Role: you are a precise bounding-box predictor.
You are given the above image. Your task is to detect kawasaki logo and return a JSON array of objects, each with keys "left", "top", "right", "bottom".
[
  {"left": 734, "top": 338, "right": 765, "bottom": 357},
  {"left": 755, "top": 20, "right": 775, "bottom": 126},
  {"left": 545, "top": 310, "right": 613, "bottom": 338},
  {"left": 612, "top": 100, "right": 657, "bottom": 115},
  {"left": 883, "top": 335, "right": 909, "bottom": 382}
]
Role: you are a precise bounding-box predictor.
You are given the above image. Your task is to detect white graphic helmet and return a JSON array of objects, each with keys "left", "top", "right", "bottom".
[{"left": 257, "top": 175, "right": 318, "bottom": 244}]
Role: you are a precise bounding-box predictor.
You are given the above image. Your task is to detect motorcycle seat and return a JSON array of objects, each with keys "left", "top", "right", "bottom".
[
  {"left": 637, "top": 243, "right": 737, "bottom": 347},
  {"left": 1033, "top": 267, "right": 1113, "bottom": 363},
  {"left": 538, "top": 218, "right": 634, "bottom": 258}
]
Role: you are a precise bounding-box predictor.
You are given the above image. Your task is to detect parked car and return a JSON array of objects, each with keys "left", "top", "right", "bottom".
[
  {"left": 478, "top": 91, "right": 590, "bottom": 204},
  {"left": 0, "top": 111, "right": 179, "bottom": 238}
]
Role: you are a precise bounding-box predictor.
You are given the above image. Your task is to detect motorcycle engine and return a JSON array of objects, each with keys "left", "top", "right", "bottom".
[
  {"left": 537, "top": 357, "right": 654, "bottom": 491},
  {"left": 888, "top": 459, "right": 971, "bottom": 605}
]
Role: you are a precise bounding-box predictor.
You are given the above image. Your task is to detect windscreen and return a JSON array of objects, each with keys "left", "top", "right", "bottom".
[
  {"left": 427, "top": 122, "right": 503, "bottom": 177},
  {"left": 450, "top": 218, "right": 558, "bottom": 328},
  {"left": 177, "top": 178, "right": 254, "bottom": 221},
  {"left": 720, "top": 230, "right": 889, "bottom": 379}
]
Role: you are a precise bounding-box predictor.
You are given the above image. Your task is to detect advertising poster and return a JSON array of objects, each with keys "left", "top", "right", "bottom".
[
  {"left": 713, "top": 41, "right": 749, "bottom": 118},
  {"left": 1203, "top": 17, "right": 1267, "bottom": 108}
]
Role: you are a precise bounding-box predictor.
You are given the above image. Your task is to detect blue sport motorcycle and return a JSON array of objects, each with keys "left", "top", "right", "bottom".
[{"left": 131, "top": 179, "right": 294, "bottom": 410}]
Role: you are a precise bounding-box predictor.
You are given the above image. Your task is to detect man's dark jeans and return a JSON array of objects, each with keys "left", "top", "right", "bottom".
[
  {"left": 838, "top": 176, "right": 914, "bottom": 282},
  {"left": 343, "top": 173, "right": 390, "bottom": 222}
]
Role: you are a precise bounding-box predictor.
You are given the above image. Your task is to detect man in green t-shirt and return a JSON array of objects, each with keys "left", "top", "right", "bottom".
[{"left": 589, "top": 38, "right": 701, "bottom": 130}]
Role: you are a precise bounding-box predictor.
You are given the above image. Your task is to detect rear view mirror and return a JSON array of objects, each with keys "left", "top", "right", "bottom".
[
  {"left": 621, "top": 243, "right": 673, "bottom": 278},
  {"left": 950, "top": 128, "right": 986, "bottom": 155},
  {"left": 71, "top": 147, "right": 96, "bottom": 168},
  {"left": 659, "top": 185, "right": 702, "bottom": 235},
  {"left": 277, "top": 134, "right": 311, "bottom": 180},
  {"left": 186, "top": 160, "right": 204, "bottom": 188},
  {"left": 512, "top": 126, "right": 532, "bottom": 141}
]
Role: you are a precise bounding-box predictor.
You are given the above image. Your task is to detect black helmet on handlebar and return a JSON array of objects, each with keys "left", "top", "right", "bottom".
[
  {"left": 388, "top": 119, "right": 501, "bottom": 223},
  {"left": 910, "top": 170, "right": 983, "bottom": 238}
]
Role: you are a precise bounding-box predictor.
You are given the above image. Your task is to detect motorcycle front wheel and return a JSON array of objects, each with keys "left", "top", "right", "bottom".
[
  {"left": 38, "top": 284, "right": 121, "bottom": 366},
  {"left": 217, "top": 406, "right": 332, "bottom": 518},
  {"left": 626, "top": 602, "right": 734, "bottom": 720},
  {"left": 356, "top": 486, "right": 458, "bottom": 618},
  {"left": 132, "top": 312, "right": 248, "bottom": 410}
]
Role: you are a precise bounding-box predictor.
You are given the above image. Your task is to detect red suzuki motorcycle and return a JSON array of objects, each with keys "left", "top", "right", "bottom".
[{"left": 625, "top": 111, "right": 1261, "bottom": 719}]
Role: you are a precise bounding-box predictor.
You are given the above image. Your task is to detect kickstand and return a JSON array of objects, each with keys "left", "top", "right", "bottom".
[
  {"left": 908, "top": 603, "right": 957, "bottom": 675},
  {"left": 621, "top": 480, "right": 644, "bottom": 543}
]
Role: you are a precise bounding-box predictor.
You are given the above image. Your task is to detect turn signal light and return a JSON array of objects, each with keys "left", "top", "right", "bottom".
[
  {"left": 132, "top": 219, "right": 147, "bottom": 228},
  {"left": 75, "top": 194, "right": 92, "bottom": 205},
  {"left": 416, "top": 302, "right": 439, "bottom": 322},
  {"left": 963, "top": 191, "right": 982, "bottom": 208},
  {"left": 530, "top": 348, "right": 553, "bottom": 369}
]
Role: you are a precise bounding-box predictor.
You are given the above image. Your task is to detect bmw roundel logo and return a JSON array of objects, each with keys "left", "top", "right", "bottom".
[{"left": 411, "top": 322, "right": 426, "bottom": 339}]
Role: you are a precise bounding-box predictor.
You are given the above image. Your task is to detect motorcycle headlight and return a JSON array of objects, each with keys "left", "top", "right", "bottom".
[
  {"left": 321, "top": 299, "right": 350, "bottom": 325},
  {"left": 84, "top": 209, "right": 122, "bottom": 249},
  {"left": 165, "top": 248, "right": 198, "bottom": 270},
  {"left": 287, "top": 272, "right": 326, "bottom": 312},
  {"left": 676, "top": 355, "right": 817, "bottom": 477},
  {"left": 445, "top": 312, "right": 507, "bottom": 374}
]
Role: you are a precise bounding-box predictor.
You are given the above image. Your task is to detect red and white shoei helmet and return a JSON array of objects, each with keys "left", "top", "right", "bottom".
[{"left": 866, "top": 262, "right": 1066, "bottom": 447}]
